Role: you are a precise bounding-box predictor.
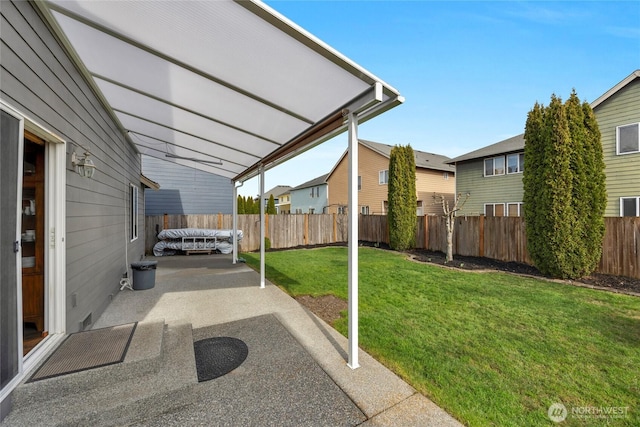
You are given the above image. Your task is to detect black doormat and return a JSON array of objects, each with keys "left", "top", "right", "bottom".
[
  {"left": 29, "top": 322, "right": 137, "bottom": 382},
  {"left": 194, "top": 337, "right": 248, "bottom": 382}
]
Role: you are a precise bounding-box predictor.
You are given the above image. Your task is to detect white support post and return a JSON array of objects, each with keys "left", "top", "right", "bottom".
[
  {"left": 347, "top": 111, "right": 360, "bottom": 369},
  {"left": 259, "top": 165, "right": 266, "bottom": 289},
  {"left": 232, "top": 181, "right": 238, "bottom": 264}
]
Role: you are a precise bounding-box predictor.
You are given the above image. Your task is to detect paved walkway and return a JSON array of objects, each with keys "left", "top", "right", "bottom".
[{"left": 18, "top": 254, "right": 463, "bottom": 426}]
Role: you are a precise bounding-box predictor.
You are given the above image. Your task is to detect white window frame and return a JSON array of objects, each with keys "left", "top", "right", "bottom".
[
  {"left": 358, "top": 176, "right": 362, "bottom": 191},
  {"left": 506, "top": 152, "right": 524, "bottom": 174},
  {"left": 620, "top": 197, "right": 640, "bottom": 217},
  {"left": 360, "top": 205, "right": 369, "bottom": 215},
  {"left": 443, "top": 172, "right": 449, "bottom": 180},
  {"left": 379, "top": 169, "right": 389, "bottom": 185},
  {"left": 130, "top": 184, "right": 139, "bottom": 241},
  {"left": 616, "top": 123, "right": 640, "bottom": 155},
  {"left": 506, "top": 202, "right": 523, "bottom": 217},
  {"left": 484, "top": 156, "right": 505, "bottom": 177},
  {"left": 484, "top": 203, "right": 506, "bottom": 217},
  {"left": 338, "top": 206, "right": 347, "bottom": 214}
]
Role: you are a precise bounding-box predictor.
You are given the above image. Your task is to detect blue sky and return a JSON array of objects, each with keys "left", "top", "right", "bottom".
[{"left": 238, "top": 0, "right": 640, "bottom": 197}]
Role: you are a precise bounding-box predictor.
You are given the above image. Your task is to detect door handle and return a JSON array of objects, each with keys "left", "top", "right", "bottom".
[{"left": 14, "top": 240, "right": 20, "bottom": 253}]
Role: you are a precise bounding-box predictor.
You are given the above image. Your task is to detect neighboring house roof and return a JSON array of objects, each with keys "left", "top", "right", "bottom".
[
  {"left": 292, "top": 174, "right": 329, "bottom": 191},
  {"left": 360, "top": 139, "right": 455, "bottom": 173},
  {"left": 264, "top": 185, "right": 292, "bottom": 199},
  {"left": 591, "top": 69, "right": 640, "bottom": 109},
  {"left": 327, "top": 139, "right": 455, "bottom": 178},
  {"left": 447, "top": 134, "right": 525, "bottom": 164}
]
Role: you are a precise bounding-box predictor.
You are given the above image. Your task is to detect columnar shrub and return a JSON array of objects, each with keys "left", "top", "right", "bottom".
[{"left": 388, "top": 145, "right": 417, "bottom": 250}]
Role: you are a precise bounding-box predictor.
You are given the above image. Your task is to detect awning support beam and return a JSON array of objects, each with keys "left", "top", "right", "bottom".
[
  {"left": 347, "top": 111, "right": 360, "bottom": 370},
  {"left": 259, "top": 165, "right": 266, "bottom": 289}
]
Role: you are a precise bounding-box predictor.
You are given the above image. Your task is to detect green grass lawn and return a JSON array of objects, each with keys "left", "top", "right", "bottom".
[{"left": 243, "top": 247, "right": 640, "bottom": 426}]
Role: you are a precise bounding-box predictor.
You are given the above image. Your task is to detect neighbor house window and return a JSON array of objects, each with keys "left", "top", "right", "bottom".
[
  {"left": 130, "top": 184, "right": 139, "bottom": 241},
  {"left": 617, "top": 123, "right": 640, "bottom": 154},
  {"left": 361, "top": 206, "right": 369, "bottom": 215},
  {"left": 358, "top": 176, "right": 362, "bottom": 191},
  {"left": 309, "top": 208, "right": 315, "bottom": 214},
  {"left": 443, "top": 172, "right": 449, "bottom": 180},
  {"left": 484, "top": 156, "right": 505, "bottom": 176},
  {"left": 507, "top": 202, "right": 523, "bottom": 217},
  {"left": 416, "top": 201, "right": 424, "bottom": 216},
  {"left": 338, "top": 206, "right": 347, "bottom": 214},
  {"left": 485, "top": 203, "right": 505, "bottom": 217},
  {"left": 620, "top": 197, "right": 640, "bottom": 217},
  {"left": 379, "top": 169, "right": 389, "bottom": 185},
  {"left": 507, "top": 153, "right": 524, "bottom": 174}
]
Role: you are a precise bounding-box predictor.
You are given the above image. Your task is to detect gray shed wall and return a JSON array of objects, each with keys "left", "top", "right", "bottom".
[
  {"left": 142, "top": 155, "right": 233, "bottom": 215},
  {"left": 1, "top": 0, "right": 144, "bottom": 332}
]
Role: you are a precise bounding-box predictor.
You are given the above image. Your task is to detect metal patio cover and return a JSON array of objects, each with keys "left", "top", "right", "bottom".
[{"left": 37, "top": 0, "right": 403, "bottom": 182}]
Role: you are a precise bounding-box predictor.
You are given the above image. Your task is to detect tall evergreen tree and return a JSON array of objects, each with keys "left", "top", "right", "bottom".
[
  {"left": 388, "top": 144, "right": 417, "bottom": 250},
  {"left": 237, "top": 195, "right": 245, "bottom": 214},
  {"left": 267, "top": 194, "right": 277, "bottom": 215},
  {"left": 523, "top": 92, "right": 606, "bottom": 278}
]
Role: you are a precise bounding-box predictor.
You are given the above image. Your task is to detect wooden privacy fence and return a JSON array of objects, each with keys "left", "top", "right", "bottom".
[{"left": 146, "top": 214, "right": 640, "bottom": 279}]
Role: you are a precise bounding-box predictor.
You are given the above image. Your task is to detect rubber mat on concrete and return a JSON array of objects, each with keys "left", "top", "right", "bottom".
[
  {"left": 194, "top": 336, "right": 248, "bottom": 382},
  {"left": 29, "top": 322, "right": 137, "bottom": 382}
]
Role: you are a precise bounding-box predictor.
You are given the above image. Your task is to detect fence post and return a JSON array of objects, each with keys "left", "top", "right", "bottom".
[
  {"left": 304, "top": 214, "right": 309, "bottom": 245},
  {"left": 333, "top": 213, "right": 337, "bottom": 243},
  {"left": 479, "top": 215, "right": 485, "bottom": 258},
  {"left": 423, "top": 215, "right": 429, "bottom": 250}
]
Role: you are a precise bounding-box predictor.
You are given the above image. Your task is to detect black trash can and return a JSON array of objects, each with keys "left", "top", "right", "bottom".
[{"left": 131, "top": 261, "right": 158, "bottom": 290}]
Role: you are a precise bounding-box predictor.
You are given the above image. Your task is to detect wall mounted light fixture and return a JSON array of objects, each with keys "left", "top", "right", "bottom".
[{"left": 71, "top": 151, "right": 96, "bottom": 178}]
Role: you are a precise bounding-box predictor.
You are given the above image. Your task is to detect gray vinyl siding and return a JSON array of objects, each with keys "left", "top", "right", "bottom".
[
  {"left": 1, "top": 1, "right": 143, "bottom": 332},
  {"left": 291, "top": 185, "right": 329, "bottom": 214},
  {"left": 142, "top": 156, "right": 233, "bottom": 215},
  {"left": 454, "top": 159, "right": 524, "bottom": 216},
  {"left": 593, "top": 78, "right": 640, "bottom": 217}
]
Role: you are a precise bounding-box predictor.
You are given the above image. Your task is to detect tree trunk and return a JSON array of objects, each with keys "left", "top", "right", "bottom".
[{"left": 446, "top": 215, "right": 454, "bottom": 262}]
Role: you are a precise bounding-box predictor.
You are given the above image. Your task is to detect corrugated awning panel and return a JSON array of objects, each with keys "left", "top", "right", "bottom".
[{"left": 40, "top": 0, "right": 402, "bottom": 180}]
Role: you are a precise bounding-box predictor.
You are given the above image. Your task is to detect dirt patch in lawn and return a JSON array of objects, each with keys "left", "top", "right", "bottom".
[{"left": 295, "top": 295, "right": 347, "bottom": 325}]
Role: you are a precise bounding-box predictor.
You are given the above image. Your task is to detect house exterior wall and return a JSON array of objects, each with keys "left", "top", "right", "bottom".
[
  {"left": 291, "top": 185, "right": 328, "bottom": 213},
  {"left": 327, "top": 145, "right": 389, "bottom": 214},
  {"left": 455, "top": 158, "right": 525, "bottom": 216},
  {"left": 142, "top": 156, "right": 232, "bottom": 215},
  {"left": 276, "top": 193, "right": 291, "bottom": 214},
  {"left": 327, "top": 144, "right": 455, "bottom": 215},
  {"left": 416, "top": 168, "right": 456, "bottom": 215},
  {"left": 1, "top": 0, "right": 144, "bottom": 333},
  {"left": 594, "top": 78, "right": 640, "bottom": 216}
]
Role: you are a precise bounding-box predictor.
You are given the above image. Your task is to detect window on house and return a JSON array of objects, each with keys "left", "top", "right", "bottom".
[
  {"left": 379, "top": 170, "right": 389, "bottom": 185},
  {"left": 443, "top": 172, "right": 449, "bottom": 180},
  {"left": 130, "top": 184, "right": 139, "bottom": 241},
  {"left": 295, "top": 208, "right": 302, "bottom": 214},
  {"left": 485, "top": 203, "right": 505, "bottom": 217},
  {"left": 358, "top": 176, "right": 362, "bottom": 191},
  {"left": 309, "top": 208, "right": 315, "bottom": 214},
  {"left": 484, "top": 156, "right": 505, "bottom": 176},
  {"left": 361, "top": 206, "right": 369, "bottom": 215},
  {"left": 507, "top": 153, "right": 524, "bottom": 174},
  {"left": 621, "top": 197, "right": 640, "bottom": 217},
  {"left": 617, "top": 123, "right": 640, "bottom": 154},
  {"left": 383, "top": 200, "right": 388, "bottom": 214},
  {"left": 507, "top": 202, "right": 523, "bottom": 217},
  {"left": 416, "top": 201, "right": 424, "bottom": 216},
  {"left": 338, "top": 206, "right": 347, "bottom": 214}
]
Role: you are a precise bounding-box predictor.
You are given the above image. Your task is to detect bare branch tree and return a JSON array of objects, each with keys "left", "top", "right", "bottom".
[{"left": 433, "top": 192, "right": 470, "bottom": 262}]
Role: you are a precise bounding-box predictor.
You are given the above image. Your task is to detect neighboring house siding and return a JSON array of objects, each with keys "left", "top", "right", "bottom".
[
  {"left": 416, "top": 168, "right": 456, "bottom": 215},
  {"left": 142, "top": 156, "right": 232, "bottom": 215},
  {"left": 594, "top": 79, "right": 640, "bottom": 216},
  {"left": 327, "top": 144, "right": 455, "bottom": 215},
  {"left": 1, "top": 1, "right": 143, "bottom": 332},
  {"left": 455, "top": 159, "right": 524, "bottom": 216},
  {"left": 291, "top": 185, "right": 328, "bottom": 213},
  {"left": 327, "top": 145, "right": 389, "bottom": 214}
]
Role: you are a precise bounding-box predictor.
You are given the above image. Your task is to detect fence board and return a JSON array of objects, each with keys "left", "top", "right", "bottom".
[{"left": 145, "top": 214, "right": 640, "bottom": 279}]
